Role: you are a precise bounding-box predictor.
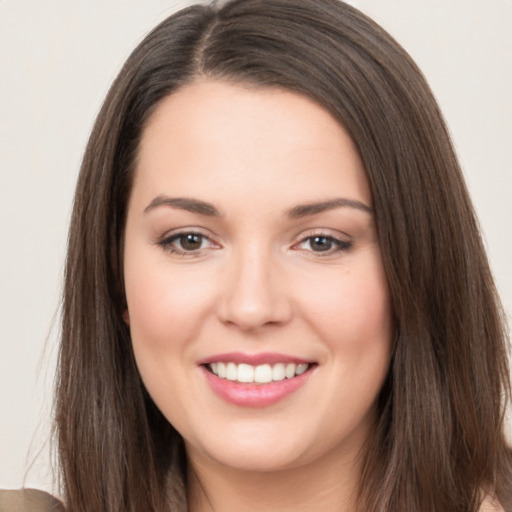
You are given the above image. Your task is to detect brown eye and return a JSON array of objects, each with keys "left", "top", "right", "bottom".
[
  {"left": 295, "top": 234, "right": 352, "bottom": 255},
  {"left": 178, "top": 233, "right": 203, "bottom": 251},
  {"left": 309, "top": 236, "right": 333, "bottom": 252},
  {"left": 158, "top": 231, "right": 215, "bottom": 255}
]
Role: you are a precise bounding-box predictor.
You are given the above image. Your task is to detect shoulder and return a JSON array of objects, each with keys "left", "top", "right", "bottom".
[
  {"left": 0, "top": 489, "right": 65, "bottom": 512},
  {"left": 479, "top": 494, "right": 505, "bottom": 512}
]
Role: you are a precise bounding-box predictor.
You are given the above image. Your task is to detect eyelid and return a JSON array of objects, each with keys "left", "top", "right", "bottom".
[
  {"left": 156, "top": 227, "right": 221, "bottom": 256},
  {"left": 290, "top": 229, "right": 353, "bottom": 255}
]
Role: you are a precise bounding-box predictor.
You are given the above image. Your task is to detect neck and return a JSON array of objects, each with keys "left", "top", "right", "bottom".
[{"left": 186, "top": 446, "right": 363, "bottom": 512}]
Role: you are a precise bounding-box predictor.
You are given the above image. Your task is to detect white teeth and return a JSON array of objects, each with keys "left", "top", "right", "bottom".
[
  {"left": 254, "top": 364, "right": 272, "bottom": 383},
  {"left": 285, "top": 363, "right": 296, "bottom": 379},
  {"left": 226, "top": 362, "right": 237, "bottom": 381},
  {"left": 207, "top": 361, "right": 311, "bottom": 383},
  {"left": 296, "top": 363, "right": 308, "bottom": 375},
  {"left": 272, "top": 363, "right": 286, "bottom": 381},
  {"left": 237, "top": 363, "right": 254, "bottom": 383},
  {"left": 217, "top": 362, "right": 226, "bottom": 378}
]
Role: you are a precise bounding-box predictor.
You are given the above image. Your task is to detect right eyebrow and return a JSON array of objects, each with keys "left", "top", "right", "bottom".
[
  {"left": 143, "top": 196, "right": 220, "bottom": 216},
  {"left": 286, "top": 197, "right": 372, "bottom": 218}
]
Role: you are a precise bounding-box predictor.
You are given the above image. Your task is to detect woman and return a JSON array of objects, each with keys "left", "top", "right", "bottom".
[{"left": 49, "top": 0, "right": 512, "bottom": 510}]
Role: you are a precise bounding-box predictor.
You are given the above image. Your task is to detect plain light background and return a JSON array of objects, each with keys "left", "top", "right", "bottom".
[{"left": 1, "top": 0, "right": 511, "bottom": 493}]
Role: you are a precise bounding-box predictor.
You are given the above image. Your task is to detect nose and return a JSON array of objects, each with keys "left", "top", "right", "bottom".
[{"left": 217, "top": 246, "right": 293, "bottom": 331}]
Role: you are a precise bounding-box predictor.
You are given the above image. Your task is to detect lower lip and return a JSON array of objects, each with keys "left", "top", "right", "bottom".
[{"left": 201, "top": 366, "right": 314, "bottom": 407}]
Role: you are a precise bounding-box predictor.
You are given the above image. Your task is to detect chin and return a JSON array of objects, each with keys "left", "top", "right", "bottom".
[{"left": 183, "top": 418, "right": 314, "bottom": 472}]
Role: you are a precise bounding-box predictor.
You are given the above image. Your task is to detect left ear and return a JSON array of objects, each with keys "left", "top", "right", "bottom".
[{"left": 122, "top": 309, "right": 130, "bottom": 325}]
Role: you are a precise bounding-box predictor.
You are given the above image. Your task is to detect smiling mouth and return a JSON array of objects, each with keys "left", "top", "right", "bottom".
[{"left": 205, "top": 362, "right": 313, "bottom": 384}]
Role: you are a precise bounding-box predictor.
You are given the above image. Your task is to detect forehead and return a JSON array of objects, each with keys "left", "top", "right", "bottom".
[{"left": 133, "top": 79, "right": 370, "bottom": 210}]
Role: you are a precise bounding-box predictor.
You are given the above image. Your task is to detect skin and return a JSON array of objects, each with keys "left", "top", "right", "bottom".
[{"left": 123, "top": 80, "right": 394, "bottom": 511}]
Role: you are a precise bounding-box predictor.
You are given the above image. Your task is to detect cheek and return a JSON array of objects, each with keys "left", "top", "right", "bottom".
[
  {"left": 304, "top": 259, "right": 393, "bottom": 420},
  {"left": 298, "top": 261, "right": 393, "bottom": 347},
  {"left": 124, "top": 257, "right": 217, "bottom": 359},
  {"left": 123, "top": 259, "right": 218, "bottom": 426}
]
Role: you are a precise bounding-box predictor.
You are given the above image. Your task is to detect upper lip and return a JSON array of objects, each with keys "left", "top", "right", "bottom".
[{"left": 197, "top": 352, "right": 313, "bottom": 366}]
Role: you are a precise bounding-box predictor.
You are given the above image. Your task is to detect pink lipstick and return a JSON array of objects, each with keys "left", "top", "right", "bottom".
[{"left": 198, "top": 352, "right": 316, "bottom": 407}]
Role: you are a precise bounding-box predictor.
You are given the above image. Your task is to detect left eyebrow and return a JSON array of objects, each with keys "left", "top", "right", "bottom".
[
  {"left": 144, "top": 195, "right": 220, "bottom": 216},
  {"left": 286, "top": 198, "right": 372, "bottom": 218}
]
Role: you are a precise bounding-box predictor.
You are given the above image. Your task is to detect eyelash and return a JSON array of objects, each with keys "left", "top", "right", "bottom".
[
  {"left": 294, "top": 234, "right": 353, "bottom": 255},
  {"left": 156, "top": 231, "right": 353, "bottom": 256},
  {"left": 157, "top": 231, "right": 216, "bottom": 256}
]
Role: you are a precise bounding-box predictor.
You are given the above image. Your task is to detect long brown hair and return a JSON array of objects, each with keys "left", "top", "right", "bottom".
[{"left": 56, "top": 1, "right": 512, "bottom": 510}]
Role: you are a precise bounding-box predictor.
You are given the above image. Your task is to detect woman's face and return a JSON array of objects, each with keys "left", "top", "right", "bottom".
[{"left": 123, "top": 80, "right": 393, "bottom": 474}]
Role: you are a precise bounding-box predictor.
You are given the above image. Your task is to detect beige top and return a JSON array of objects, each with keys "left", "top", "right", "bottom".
[
  {"left": 0, "top": 489, "right": 65, "bottom": 512},
  {"left": 0, "top": 488, "right": 505, "bottom": 511}
]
